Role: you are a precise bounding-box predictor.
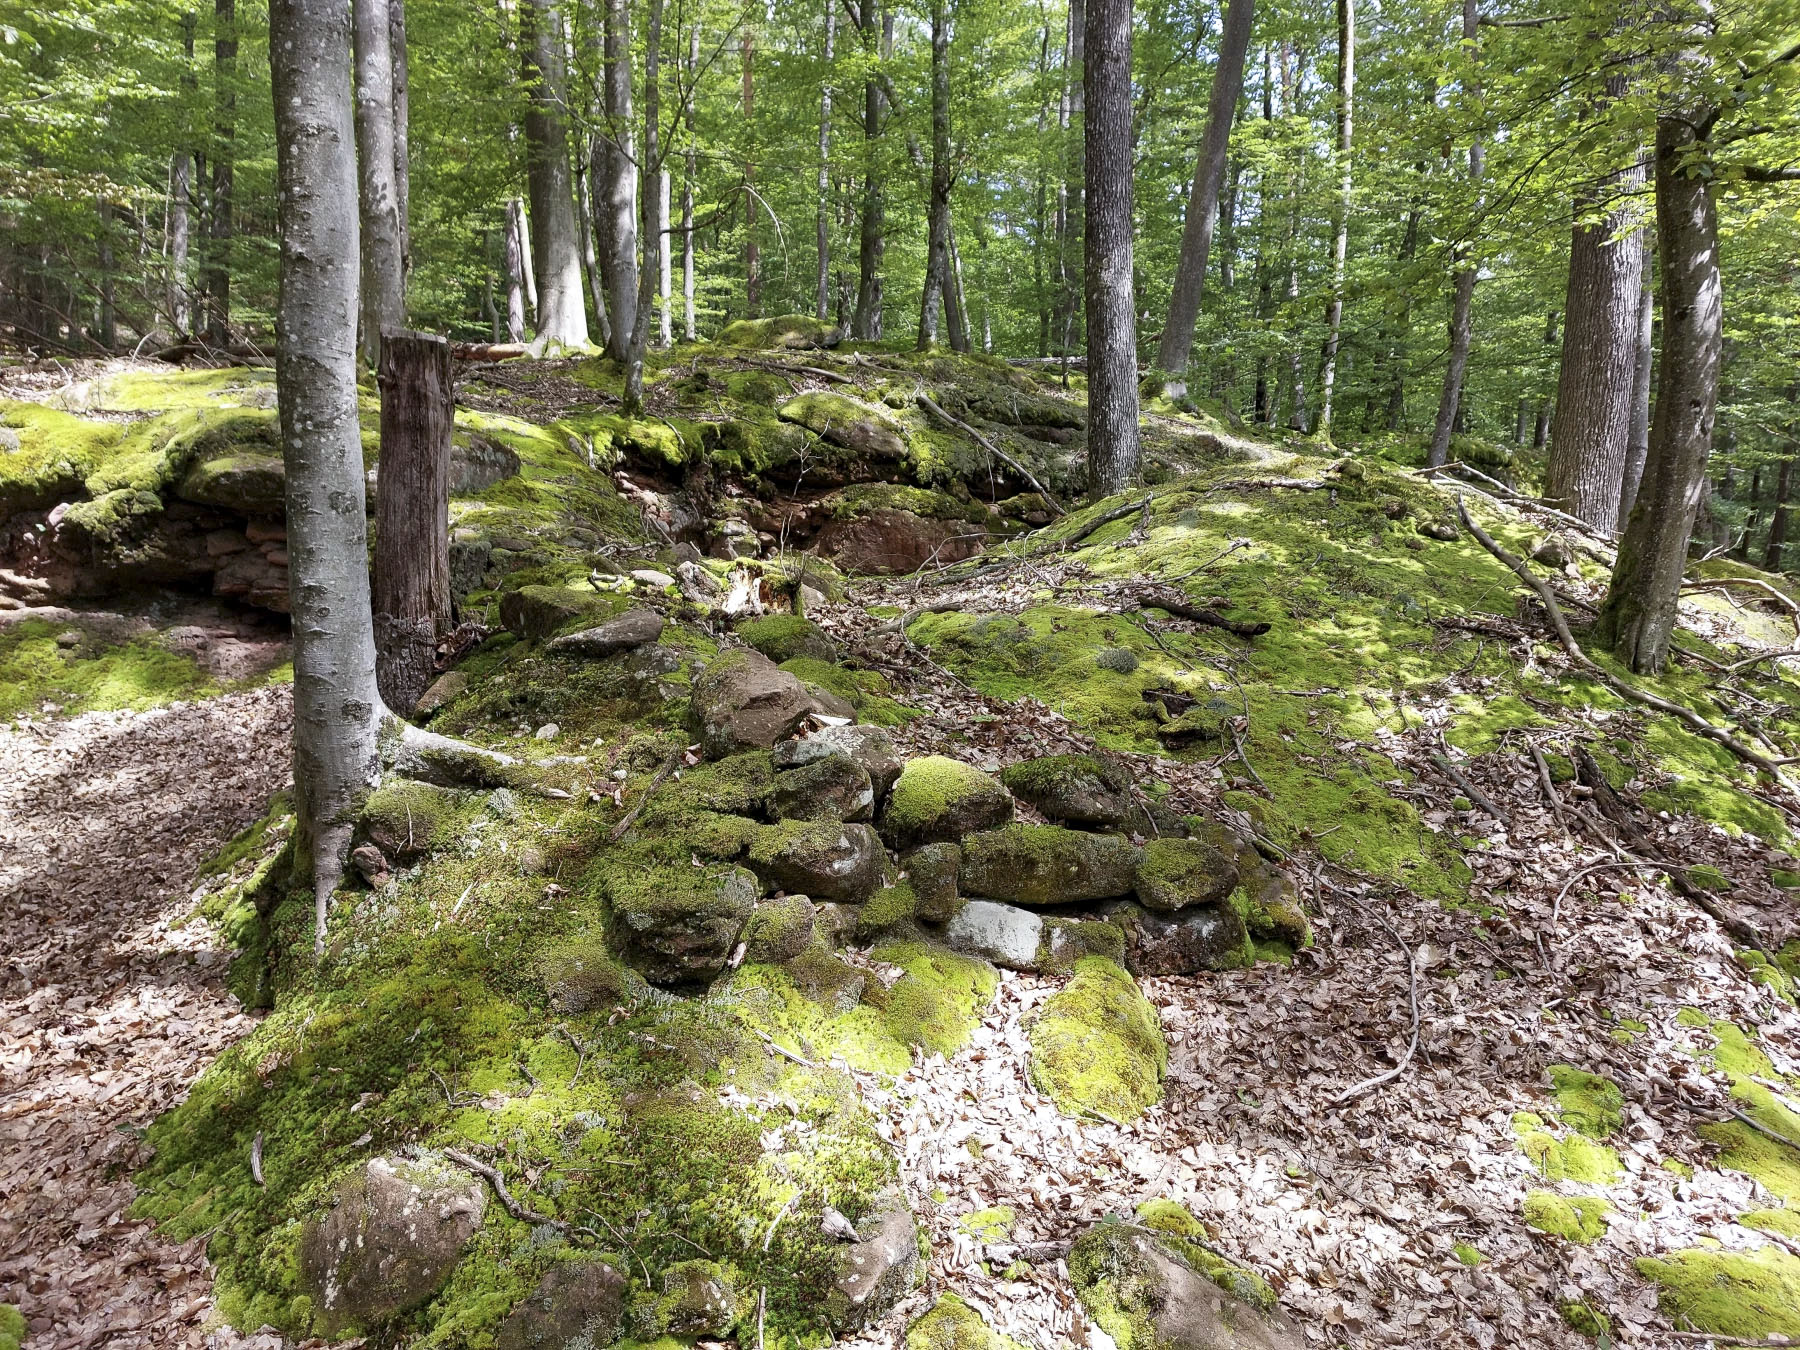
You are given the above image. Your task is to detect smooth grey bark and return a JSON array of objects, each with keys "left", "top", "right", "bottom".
[
  {"left": 597, "top": 0, "right": 638, "bottom": 358},
  {"left": 850, "top": 0, "right": 887, "bottom": 339},
  {"left": 169, "top": 11, "right": 197, "bottom": 334},
  {"left": 269, "top": 0, "right": 388, "bottom": 952},
  {"left": 947, "top": 218, "right": 971, "bottom": 352},
  {"left": 622, "top": 0, "right": 665, "bottom": 412},
  {"left": 1316, "top": 0, "right": 1354, "bottom": 436},
  {"left": 1765, "top": 449, "right": 1794, "bottom": 573},
  {"left": 204, "top": 0, "right": 236, "bottom": 344},
  {"left": 503, "top": 197, "right": 528, "bottom": 341},
  {"left": 742, "top": 29, "right": 760, "bottom": 319},
  {"left": 1544, "top": 158, "right": 1646, "bottom": 534},
  {"left": 1155, "top": 0, "right": 1254, "bottom": 381},
  {"left": 1425, "top": 0, "right": 1483, "bottom": 468},
  {"left": 519, "top": 0, "right": 591, "bottom": 350},
  {"left": 1279, "top": 44, "right": 1305, "bottom": 430},
  {"left": 1618, "top": 235, "right": 1655, "bottom": 522},
  {"left": 575, "top": 153, "right": 614, "bottom": 347},
  {"left": 1597, "top": 116, "right": 1723, "bottom": 674},
  {"left": 353, "top": 0, "right": 407, "bottom": 367},
  {"left": 683, "top": 23, "right": 698, "bottom": 340},
  {"left": 1083, "top": 0, "right": 1141, "bottom": 497},
  {"left": 1052, "top": 0, "right": 1085, "bottom": 357},
  {"left": 390, "top": 0, "right": 411, "bottom": 274},
  {"left": 917, "top": 0, "right": 951, "bottom": 349},
  {"left": 817, "top": 0, "right": 835, "bottom": 321},
  {"left": 657, "top": 169, "right": 672, "bottom": 345}
]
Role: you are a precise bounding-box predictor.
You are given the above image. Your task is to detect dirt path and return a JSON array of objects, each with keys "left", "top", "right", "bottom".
[{"left": 0, "top": 688, "right": 293, "bottom": 1349}]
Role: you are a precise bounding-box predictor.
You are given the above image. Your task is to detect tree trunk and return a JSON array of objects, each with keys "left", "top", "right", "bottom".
[
  {"left": 1083, "top": 0, "right": 1141, "bottom": 497},
  {"left": 623, "top": 0, "right": 665, "bottom": 413},
  {"left": 851, "top": 1, "right": 887, "bottom": 340},
  {"left": 1382, "top": 204, "right": 1420, "bottom": 430},
  {"left": 1155, "top": 0, "right": 1254, "bottom": 383},
  {"left": 575, "top": 153, "right": 614, "bottom": 347},
  {"left": 169, "top": 11, "right": 197, "bottom": 335},
  {"left": 1596, "top": 116, "right": 1723, "bottom": 675},
  {"left": 204, "top": 0, "right": 237, "bottom": 345},
  {"left": 657, "top": 169, "right": 672, "bottom": 346},
  {"left": 816, "top": 0, "right": 835, "bottom": 322},
  {"left": 353, "top": 0, "right": 407, "bottom": 367},
  {"left": 947, "top": 221, "right": 972, "bottom": 353},
  {"left": 1053, "top": 0, "right": 1085, "bottom": 358},
  {"left": 683, "top": 22, "right": 698, "bottom": 341},
  {"left": 373, "top": 331, "right": 453, "bottom": 716},
  {"left": 1316, "top": 0, "right": 1354, "bottom": 437},
  {"left": 597, "top": 0, "right": 637, "bottom": 358},
  {"left": 1544, "top": 149, "right": 1646, "bottom": 533},
  {"left": 520, "top": 0, "right": 591, "bottom": 349},
  {"left": 390, "top": 0, "right": 412, "bottom": 276},
  {"left": 742, "top": 29, "right": 760, "bottom": 320},
  {"left": 1618, "top": 234, "right": 1655, "bottom": 523},
  {"left": 917, "top": 0, "right": 952, "bottom": 350},
  {"left": 1279, "top": 44, "right": 1306, "bottom": 431},
  {"left": 503, "top": 198, "right": 528, "bottom": 341},
  {"left": 269, "top": 0, "right": 389, "bottom": 952},
  {"left": 1765, "top": 455, "right": 1794, "bottom": 573},
  {"left": 1425, "top": 0, "right": 1482, "bottom": 468}
]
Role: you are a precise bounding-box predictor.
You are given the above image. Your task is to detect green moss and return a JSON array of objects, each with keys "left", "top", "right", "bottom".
[
  {"left": 1452, "top": 1242, "right": 1484, "bottom": 1267},
  {"left": 1636, "top": 1246, "right": 1800, "bottom": 1340},
  {"left": 0, "top": 1304, "right": 25, "bottom": 1350},
  {"left": 868, "top": 940, "right": 997, "bottom": 1057},
  {"left": 1522, "top": 1191, "right": 1609, "bottom": 1244},
  {"left": 0, "top": 618, "right": 224, "bottom": 720},
  {"left": 717, "top": 314, "right": 836, "bottom": 349},
  {"left": 0, "top": 399, "right": 124, "bottom": 514},
  {"left": 1028, "top": 957, "right": 1165, "bottom": 1123},
  {"left": 1664, "top": 1158, "right": 1695, "bottom": 1179},
  {"left": 905, "top": 1293, "right": 1028, "bottom": 1350},
  {"left": 1744, "top": 1209, "right": 1800, "bottom": 1239},
  {"left": 1559, "top": 1299, "right": 1612, "bottom": 1340},
  {"left": 779, "top": 657, "right": 915, "bottom": 725},
  {"left": 1548, "top": 1064, "right": 1624, "bottom": 1138},
  {"left": 883, "top": 756, "right": 1011, "bottom": 844},
  {"left": 857, "top": 883, "right": 918, "bottom": 938},
  {"left": 739, "top": 615, "right": 835, "bottom": 662},
  {"left": 358, "top": 779, "right": 476, "bottom": 858},
  {"left": 958, "top": 1207, "right": 1016, "bottom": 1242},
  {"left": 1513, "top": 1111, "right": 1623, "bottom": 1184},
  {"left": 1128, "top": 1199, "right": 1275, "bottom": 1313}
]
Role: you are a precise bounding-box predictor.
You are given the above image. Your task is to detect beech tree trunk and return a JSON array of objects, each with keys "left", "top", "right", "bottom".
[
  {"left": 851, "top": 0, "right": 887, "bottom": 340},
  {"left": 816, "top": 0, "right": 835, "bottom": 322},
  {"left": 390, "top": 0, "right": 412, "bottom": 274},
  {"left": 373, "top": 331, "right": 452, "bottom": 716},
  {"left": 623, "top": 0, "right": 665, "bottom": 412},
  {"left": 353, "top": 0, "right": 407, "bottom": 367},
  {"left": 1316, "top": 0, "right": 1353, "bottom": 437},
  {"left": 743, "top": 29, "right": 760, "bottom": 320},
  {"left": 1618, "top": 239, "right": 1655, "bottom": 523},
  {"left": 169, "top": 11, "right": 197, "bottom": 335},
  {"left": 1425, "top": 0, "right": 1482, "bottom": 468},
  {"left": 1052, "top": 0, "right": 1085, "bottom": 358},
  {"left": 917, "top": 0, "right": 952, "bottom": 349},
  {"left": 1155, "top": 0, "right": 1254, "bottom": 383},
  {"left": 1765, "top": 455, "right": 1794, "bottom": 573},
  {"left": 683, "top": 23, "right": 698, "bottom": 341},
  {"left": 519, "top": 0, "right": 590, "bottom": 350},
  {"left": 1544, "top": 145, "right": 1646, "bottom": 533},
  {"left": 204, "top": 0, "right": 236, "bottom": 345},
  {"left": 503, "top": 198, "right": 528, "bottom": 341},
  {"left": 1596, "top": 116, "right": 1723, "bottom": 675},
  {"left": 269, "top": 0, "right": 389, "bottom": 952},
  {"left": 598, "top": 0, "right": 638, "bottom": 359},
  {"left": 1083, "top": 0, "right": 1141, "bottom": 497}
]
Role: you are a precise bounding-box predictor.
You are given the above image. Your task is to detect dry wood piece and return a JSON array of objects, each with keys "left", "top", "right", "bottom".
[
  {"left": 1528, "top": 742, "right": 1567, "bottom": 830},
  {"left": 1429, "top": 749, "right": 1512, "bottom": 829},
  {"left": 1134, "top": 587, "right": 1271, "bottom": 638},
  {"left": 607, "top": 754, "right": 681, "bottom": 844}
]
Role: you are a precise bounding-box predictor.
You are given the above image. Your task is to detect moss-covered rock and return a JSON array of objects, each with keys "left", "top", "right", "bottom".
[
  {"left": 1105, "top": 900, "right": 1256, "bottom": 975},
  {"left": 826, "top": 1197, "right": 923, "bottom": 1333},
  {"left": 1039, "top": 916, "right": 1128, "bottom": 974},
  {"left": 690, "top": 648, "right": 829, "bottom": 759},
  {"left": 905, "top": 842, "right": 963, "bottom": 922},
  {"left": 358, "top": 779, "right": 475, "bottom": 862},
  {"left": 880, "top": 756, "right": 1014, "bottom": 848},
  {"left": 905, "top": 1293, "right": 1029, "bottom": 1350},
  {"left": 775, "top": 723, "right": 906, "bottom": 799},
  {"left": 747, "top": 820, "right": 886, "bottom": 901},
  {"left": 739, "top": 614, "right": 838, "bottom": 663},
  {"left": 862, "top": 940, "right": 997, "bottom": 1056},
  {"left": 856, "top": 882, "right": 919, "bottom": 939},
  {"left": 772, "top": 753, "right": 876, "bottom": 822},
  {"left": 536, "top": 931, "right": 653, "bottom": 1012},
  {"left": 601, "top": 855, "right": 762, "bottom": 983},
  {"left": 496, "top": 1257, "right": 626, "bottom": 1350},
  {"left": 1028, "top": 957, "right": 1166, "bottom": 1121},
  {"left": 742, "top": 894, "right": 819, "bottom": 964},
  {"left": 1637, "top": 1245, "right": 1800, "bottom": 1340},
  {"left": 176, "top": 452, "right": 286, "bottom": 513},
  {"left": 1512, "top": 1111, "right": 1624, "bottom": 1185},
  {"left": 1132, "top": 1199, "right": 1276, "bottom": 1313},
  {"left": 778, "top": 391, "right": 906, "bottom": 460},
  {"left": 498, "top": 584, "right": 614, "bottom": 641},
  {"left": 1522, "top": 1191, "right": 1609, "bottom": 1244},
  {"left": 718, "top": 313, "right": 838, "bottom": 349},
  {"left": 959, "top": 823, "right": 1141, "bottom": 906},
  {"left": 1000, "top": 753, "right": 1135, "bottom": 829},
  {"left": 654, "top": 1259, "right": 738, "bottom": 1336},
  {"left": 1134, "top": 836, "right": 1240, "bottom": 912}
]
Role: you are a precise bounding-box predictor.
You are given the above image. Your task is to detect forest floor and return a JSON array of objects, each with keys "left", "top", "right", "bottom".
[{"left": 0, "top": 686, "right": 293, "bottom": 1349}]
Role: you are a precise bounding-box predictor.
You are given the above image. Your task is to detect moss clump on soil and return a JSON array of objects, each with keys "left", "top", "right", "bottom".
[
  {"left": 1679, "top": 1012, "right": 1800, "bottom": 1205},
  {"left": 1636, "top": 1246, "right": 1800, "bottom": 1341},
  {"left": 1559, "top": 1299, "right": 1612, "bottom": 1340},
  {"left": 1548, "top": 1064, "right": 1624, "bottom": 1138},
  {"left": 957, "top": 1207, "right": 1015, "bottom": 1241},
  {"left": 905, "top": 1293, "right": 1029, "bottom": 1350},
  {"left": 1028, "top": 957, "right": 1165, "bottom": 1123},
  {"left": 0, "top": 619, "right": 223, "bottom": 720},
  {"left": 1512, "top": 1112, "right": 1623, "bottom": 1185},
  {"left": 1452, "top": 1242, "right": 1484, "bottom": 1266},
  {"left": 1523, "top": 1191, "right": 1609, "bottom": 1244},
  {"left": 738, "top": 615, "right": 836, "bottom": 663}
]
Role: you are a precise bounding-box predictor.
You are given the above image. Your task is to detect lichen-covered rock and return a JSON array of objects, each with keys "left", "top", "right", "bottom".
[
  {"left": 772, "top": 753, "right": 876, "bottom": 822},
  {"left": 1235, "top": 864, "right": 1310, "bottom": 947},
  {"left": 827, "top": 1198, "right": 923, "bottom": 1333},
  {"left": 1028, "top": 957, "right": 1166, "bottom": 1121},
  {"left": 176, "top": 453, "right": 286, "bottom": 513},
  {"left": 358, "top": 779, "right": 473, "bottom": 862},
  {"left": 537, "top": 932, "right": 653, "bottom": 1012},
  {"left": 1134, "top": 837, "right": 1239, "bottom": 912},
  {"left": 905, "top": 1293, "right": 1028, "bottom": 1350},
  {"left": 1105, "top": 900, "right": 1255, "bottom": 975},
  {"left": 905, "top": 842, "right": 963, "bottom": 922},
  {"left": 546, "top": 607, "right": 665, "bottom": 657},
  {"left": 739, "top": 614, "right": 838, "bottom": 663},
  {"left": 742, "top": 894, "right": 818, "bottom": 964},
  {"left": 605, "top": 862, "right": 761, "bottom": 983},
  {"left": 779, "top": 391, "right": 907, "bottom": 460},
  {"left": 775, "top": 723, "right": 905, "bottom": 800},
  {"left": 1067, "top": 1219, "right": 1302, "bottom": 1350},
  {"left": 413, "top": 670, "right": 468, "bottom": 718},
  {"left": 1000, "top": 753, "right": 1135, "bottom": 829},
  {"left": 959, "top": 824, "right": 1141, "bottom": 906},
  {"left": 944, "top": 900, "right": 1044, "bottom": 970},
  {"left": 718, "top": 313, "right": 839, "bottom": 349},
  {"left": 297, "top": 1154, "right": 486, "bottom": 1335},
  {"left": 690, "top": 648, "right": 829, "bottom": 759},
  {"left": 499, "top": 584, "right": 610, "bottom": 641},
  {"left": 496, "top": 1257, "right": 626, "bottom": 1350},
  {"left": 657, "top": 1259, "right": 737, "bottom": 1336},
  {"left": 748, "top": 820, "right": 886, "bottom": 902},
  {"left": 1039, "top": 916, "right": 1128, "bottom": 974},
  {"left": 879, "top": 756, "right": 1013, "bottom": 849}
]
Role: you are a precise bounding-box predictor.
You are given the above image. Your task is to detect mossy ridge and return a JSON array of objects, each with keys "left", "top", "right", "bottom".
[
  {"left": 1027, "top": 957, "right": 1166, "bottom": 1123},
  {"left": 0, "top": 398, "right": 125, "bottom": 515},
  {"left": 1635, "top": 1245, "right": 1800, "bottom": 1341},
  {"left": 0, "top": 617, "right": 237, "bottom": 720}
]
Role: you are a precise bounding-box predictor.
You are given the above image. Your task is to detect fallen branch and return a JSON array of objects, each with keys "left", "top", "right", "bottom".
[
  {"left": 916, "top": 392, "right": 1065, "bottom": 515},
  {"left": 1455, "top": 495, "right": 1783, "bottom": 778},
  {"left": 1728, "top": 1106, "right": 1800, "bottom": 1154},
  {"left": 1134, "top": 589, "right": 1271, "bottom": 638},
  {"left": 1329, "top": 900, "right": 1421, "bottom": 1107},
  {"left": 1528, "top": 742, "right": 1567, "bottom": 832},
  {"left": 607, "top": 753, "right": 680, "bottom": 844},
  {"left": 444, "top": 1148, "right": 562, "bottom": 1228},
  {"left": 250, "top": 1131, "right": 265, "bottom": 1187},
  {"left": 1418, "top": 461, "right": 1617, "bottom": 545},
  {"left": 1429, "top": 750, "right": 1512, "bottom": 829},
  {"left": 1207, "top": 476, "right": 1329, "bottom": 492},
  {"left": 746, "top": 358, "right": 855, "bottom": 386}
]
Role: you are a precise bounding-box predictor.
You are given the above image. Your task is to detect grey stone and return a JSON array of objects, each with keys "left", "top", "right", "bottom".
[
  {"left": 496, "top": 1258, "right": 626, "bottom": 1350},
  {"left": 610, "top": 866, "right": 760, "bottom": 985},
  {"left": 943, "top": 900, "right": 1044, "bottom": 971},
  {"left": 1135, "top": 837, "right": 1240, "bottom": 912},
  {"left": 828, "top": 1199, "right": 923, "bottom": 1333},
  {"left": 1000, "top": 753, "right": 1136, "bottom": 830},
  {"left": 689, "top": 648, "right": 825, "bottom": 759},
  {"left": 448, "top": 433, "right": 521, "bottom": 496},
  {"left": 547, "top": 608, "right": 665, "bottom": 658},
  {"left": 1105, "top": 900, "right": 1253, "bottom": 976},
  {"left": 773, "top": 724, "right": 904, "bottom": 800},
  {"left": 499, "top": 585, "right": 609, "bottom": 641},
  {"left": 298, "top": 1154, "right": 486, "bottom": 1334},
  {"left": 1039, "top": 916, "right": 1128, "bottom": 973},
  {"left": 676, "top": 560, "right": 724, "bottom": 602},
  {"left": 659, "top": 1260, "right": 736, "bottom": 1337},
  {"left": 958, "top": 824, "right": 1141, "bottom": 906},
  {"left": 631, "top": 568, "right": 677, "bottom": 588},
  {"left": 772, "top": 754, "right": 876, "bottom": 822},
  {"left": 904, "top": 842, "right": 962, "bottom": 922},
  {"left": 750, "top": 821, "right": 885, "bottom": 902},
  {"left": 177, "top": 454, "right": 286, "bottom": 514},
  {"left": 413, "top": 671, "right": 468, "bottom": 718}
]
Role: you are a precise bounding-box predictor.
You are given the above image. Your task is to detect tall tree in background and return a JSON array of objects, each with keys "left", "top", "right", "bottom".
[
  {"left": 168, "top": 11, "right": 197, "bottom": 335},
  {"left": 1155, "top": 0, "right": 1253, "bottom": 387},
  {"left": 1315, "top": 0, "right": 1354, "bottom": 437},
  {"left": 850, "top": 0, "right": 889, "bottom": 339},
  {"left": 1052, "top": 0, "right": 1084, "bottom": 357},
  {"left": 204, "top": 0, "right": 237, "bottom": 344},
  {"left": 816, "top": 0, "right": 835, "bottom": 323},
  {"left": 624, "top": 0, "right": 667, "bottom": 410},
  {"left": 599, "top": 0, "right": 639, "bottom": 358},
  {"left": 1083, "top": 0, "right": 1139, "bottom": 496},
  {"left": 1618, "top": 244, "right": 1655, "bottom": 522},
  {"left": 352, "top": 0, "right": 407, "bottom": 366},
  {"left": 917, "top": 0, "right": 952, "bottom": 349},
  {"left": 519, "top": 0, "right": 590, "bottom": 350},
  {"left": 267, "top": 0, "right": 387, "bottom": 949},
  {"left": 743, "top": 28, "right": 760, "bottom": 320},
  {"left": 390, "top": 0, "right": 411, "bottom": 277},
  {"left": 1425, "top": 0, "right": 1482, "bottom": 468}
]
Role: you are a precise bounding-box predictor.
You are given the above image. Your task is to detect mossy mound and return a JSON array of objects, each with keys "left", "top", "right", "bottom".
[
  {"left": 1027, "top": 957, "right": 1166, "bottom": 1122},
  {"left": 881, "top": 756, "right": 1013, "bottom": 849},
  {"left": 905, "top": 1293, "right": 1029, "bottom": 1350},
  {"left": 0, "top": 618, "right": 226, "bottom": 720},
  {"left": 1522, "top": 1191, "right": 1609, "bottom": 1244},
  {"left": 1548, "top": 1064, "right": 1624, "bottom": 1138},
  {"left": 0, "top": 1305, "right": 23, "bottom": 1350},
  {"left": 738, "top": 614, "right": 837, "bottom": 663},
  {"left": 1132, "top": 1199, "right": 1275, "bottom": 1312},
  {"left": 1512, "top": 1112, "right": 1623, "bottom": 1185},
  {"left": 1636, "top": 1245, "right": 1800, "bottom": 1340},
  {"left": 717, "top": 314, "right": 837, "bottom": 349}
]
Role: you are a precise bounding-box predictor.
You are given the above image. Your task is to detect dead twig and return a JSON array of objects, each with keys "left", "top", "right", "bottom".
[
  {"left": 1134, "top": 588, "right": 1271, "bottom": 638},
  {"left": 444, "top": 1148, "right": 563, "bottom": 1228},
  {"left": 250, "top": 1131, "right": 265, "bottom": 1187},
  {"left": 916, "top": 392, "right": 1064, "bottom": 514},
  {"left": 1428, "top": 744, "right": 1512, "bottom": 829},
  {"left": 1329, "top": 901, "right": 1421, "bottom": 1107},
  {"left": 1528, "top": 743, "right": 1567, "bottom": 831},
  {"left": 608, "top": 754, "right": 680, "bottom": 844}
]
